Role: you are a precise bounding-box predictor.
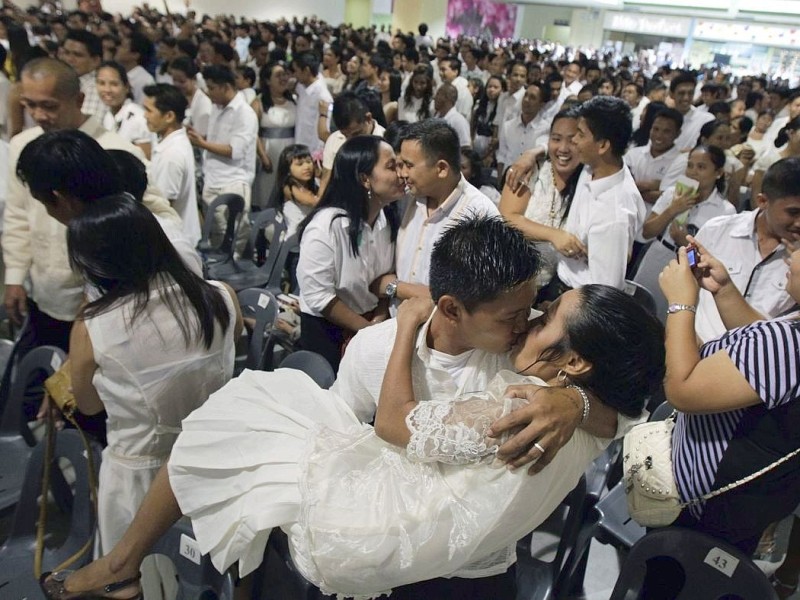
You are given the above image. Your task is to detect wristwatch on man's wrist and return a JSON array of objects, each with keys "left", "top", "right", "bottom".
[{"left": 385, "top": 280, "right": 399, "bottom": 300}]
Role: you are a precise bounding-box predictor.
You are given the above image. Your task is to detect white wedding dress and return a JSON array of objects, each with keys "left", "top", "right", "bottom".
[{"left": 168, "top": 368, "right": 608, "bottom": 599}]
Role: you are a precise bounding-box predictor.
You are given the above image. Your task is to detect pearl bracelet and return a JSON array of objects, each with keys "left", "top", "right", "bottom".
[{"left": 566, "top": 384, "right": 590, "bottom": 425}]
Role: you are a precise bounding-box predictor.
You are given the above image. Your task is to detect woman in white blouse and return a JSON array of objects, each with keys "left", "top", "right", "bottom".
[
  {"left": 296, "top": 135, "right": 404, "bottom": 371},
  {"left": 499, "top": 109, "right": 586, "bottom": 295},
  {"left": 634, "top": 144, "right": 735, "bottom": 316},
  {"left": 97, "top": 61, "right": 152, "bottom": 158}
]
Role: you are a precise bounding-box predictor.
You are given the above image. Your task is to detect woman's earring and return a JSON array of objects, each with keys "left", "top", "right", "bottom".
[
  {"left": 557, "top": 369, "right": 568, "bottom": 383},
  {"left": 367, "top": 188, "right": 373, "bottom": 201}
]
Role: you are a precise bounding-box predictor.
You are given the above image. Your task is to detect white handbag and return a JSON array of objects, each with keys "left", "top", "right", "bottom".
[{"left": 623, "top": 413, "right": 800, "bottom": 528}]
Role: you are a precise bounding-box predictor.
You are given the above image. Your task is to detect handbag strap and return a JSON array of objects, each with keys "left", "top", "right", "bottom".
[
  {"left": 684, "top": 445, "right": 800, "bottom": 508},
  {"left": 33, "top": 393, "right": 100, "bottom": 580}
]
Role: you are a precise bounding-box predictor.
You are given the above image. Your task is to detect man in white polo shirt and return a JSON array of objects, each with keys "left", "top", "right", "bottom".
[
  {"left": 187, "top": 65, "right": 258, "bottom": 253},
  {"left": 624, "top": 106, "right": 683, "bottom": 209},
  {"left": 143, "top": 83, "right": 201, "bottom": 246},
  {"left": 693, "top": 157, "right": 800, "bottom": 342}
]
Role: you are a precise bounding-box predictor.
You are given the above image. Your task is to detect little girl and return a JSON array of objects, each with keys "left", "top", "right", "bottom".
[
  {"left": 269, "top": 144, "right": 319, "bottom": 236},
  {"left": 633, "top": 144, "right": 736, "bottom": 317}
]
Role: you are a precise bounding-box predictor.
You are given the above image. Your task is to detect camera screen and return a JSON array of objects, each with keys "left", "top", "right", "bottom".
[{"left": 686, "top": 247, "right": 698, "bottom": 268}]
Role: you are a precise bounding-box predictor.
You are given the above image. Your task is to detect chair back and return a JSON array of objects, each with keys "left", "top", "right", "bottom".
[
  {"left": 278, "top": 351, "right": 336, "bottom": 389},
  {"left": 199, "top": 193, "right": 245, "bottom": 257},
  {"left": 610, "top": 527, "right": 778, "bottom": 600},
  {"left": 0, "top": 430, "right": 102, "bottom": 578},
  {"left": 0, "top": 346, "right": 66, "bottom": 441},
  {"left": 266, "top": 233, "right": 299, "bottom": 293},
  {"left": 0, "top": 313, "right": 30, "bottom": 424},
  {"left": 594, "top": 481, "right": 646, "bottom": 550},
  {"left": 208, "top": 210, "right": 289, "bottom": 292},
  {"left": 148, "top": 517, "right": 235, "bottom": 600},
  {"left": 516, "top": 475, "right": 588, "bottom": 600},
  {"left": 237, "top": 288, "right": 279, "bottom": 371},
  {"left": 649, "top": 400, "right": 675, "bottom": 422},
  {"left": 623, "top": 280, "right": 658, "bottom": 318}
]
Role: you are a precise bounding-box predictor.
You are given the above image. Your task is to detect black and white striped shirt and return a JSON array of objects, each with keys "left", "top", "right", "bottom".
[{"left": 673, "top": 318, "right": 800, "bottom": 518}]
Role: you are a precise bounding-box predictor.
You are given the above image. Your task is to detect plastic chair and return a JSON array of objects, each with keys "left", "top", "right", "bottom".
[
  {"left": 557, "top": 404, "right": 675, "bottom": 595},
  {"left": 236, "top": 288, "right": 279, "bottom": 372},
  {"left": 198, "top": 193, "right": 245, "bottom": 271},
  {"left": 0, "top": 346, "right": 66, "bottom": 513},
  {"left": 147, "top": 517, "right": 235, "bottom": 600},
  {"left": 209, "top": 209, "right": 289, "bottom": 292},
  {"left": 0, "top": 429, "right": 102, "bottom": 599},
  {"left": 278, "top": 351, "right": 336, "bottom": 390},
  {"left": 516, "top": 475, "right": 588, "bottom": 600},
  {"left": 623, "top": 280, "right": 658, "bottom": 318},
  {"left": 610, "top": 527, "right": 778, "bottom": 600}
]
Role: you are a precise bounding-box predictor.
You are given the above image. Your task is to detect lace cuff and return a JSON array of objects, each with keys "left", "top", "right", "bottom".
[{"left": 405, "top": 394, "right": 525, "bottom": 465}]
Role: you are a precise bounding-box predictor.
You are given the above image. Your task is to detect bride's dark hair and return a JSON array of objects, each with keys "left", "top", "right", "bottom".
[{"left": 537, "top": 285, "right": 665, "bottom": 417}]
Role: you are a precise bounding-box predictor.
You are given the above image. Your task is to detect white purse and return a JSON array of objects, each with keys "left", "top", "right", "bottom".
[{"left": 623, "top": 413, "right": 800, "bottom": 528}]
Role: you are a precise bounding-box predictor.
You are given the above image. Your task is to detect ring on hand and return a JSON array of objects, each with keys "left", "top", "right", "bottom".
[{"left": 534, "top": 442, "right": 546, "bottom": 454}]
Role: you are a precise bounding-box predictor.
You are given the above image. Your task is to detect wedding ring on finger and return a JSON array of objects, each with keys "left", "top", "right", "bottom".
[{"left": 534, "top": 442, "right": 546, "bottom": 454}]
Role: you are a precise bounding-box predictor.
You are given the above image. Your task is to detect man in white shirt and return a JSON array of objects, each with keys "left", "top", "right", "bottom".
[
  {"left": 335, "top": 214, "right": 623, "bottom": 597},
  {"left": 372, "top": 119, "right": 497, "bottom": 303},
  {"left": 143, "top": 83, "right": 202, "bottom": 246},
  {"left": 319, "top": 91, "right": 386, "bottom": 196},
  {"left": 762, "top": 90, "right": 800, "bottom": 150},
  {"left": 187, "top": 65, "right": 258, "bottom": 254},
  {"left": 496, "top": 60, "right": 527, "bottom": 124},
  {"left": 624, "top": 106, "right": 683, "bottom": 207},
  {"left": 497, "top": 82, "right": 550, "bottom": 182},
  {"left": 438, "top": 56, "right": 473, "bottom": 121},
  {"left": 555, "top": 96, "right": 646, "bottom": 294},
  {"left": 694, "top": 157, "right": 800, "bottom": 342},
  {"left": 292, "top": 51, "right": 333, "bottom": 155},
  {"left": 61, "top": 30, "right": 104, "bottom": 119},
  {"left": 434, "top": 84, "right": 471, "bottom": 148},
  {"left": 4, "top": 58, "right": 178, "bottom": 349},
  {"left": 115, "top": 32, "right": 156, "bottom": 104},
  {"left": 622, "top": 82, "right": 649, "bottom": 131},
  {"left": 558, "top": 61, "right": 583, "bottom": 103},
  {"left": 461, "top": 47, "right": 488, "bottom": 83},
  {"left": 670, "top": 71, "right": 715, "bottom": 152},
  {"left": 169, "top": 57, "right": 213, "bottom": 137}
]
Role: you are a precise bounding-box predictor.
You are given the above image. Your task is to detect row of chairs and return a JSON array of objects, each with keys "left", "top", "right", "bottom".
[{"left": 199, "top": 194, "right": 299, "bottom": 294}]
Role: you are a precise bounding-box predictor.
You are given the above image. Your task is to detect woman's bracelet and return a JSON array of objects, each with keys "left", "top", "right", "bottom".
[{"left": 566, "top": 384, "right": 590, "bottom": 426}]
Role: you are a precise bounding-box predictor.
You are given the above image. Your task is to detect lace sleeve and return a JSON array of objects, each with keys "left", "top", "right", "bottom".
[{"left": 405, "top": 394, "right": 526, "bottom": 465}]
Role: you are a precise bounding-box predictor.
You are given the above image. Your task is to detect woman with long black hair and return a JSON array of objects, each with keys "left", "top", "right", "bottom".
[
  {"left": 66, "top": 194, "right": 242, "bottom": 555},
  {"left": 296, "top": 135, "right": 404, "bottom": 371}
]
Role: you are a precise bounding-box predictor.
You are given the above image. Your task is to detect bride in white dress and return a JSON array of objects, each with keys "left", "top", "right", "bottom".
[{"left": 42, "top": 286, "right": 664, "bottom": 600}]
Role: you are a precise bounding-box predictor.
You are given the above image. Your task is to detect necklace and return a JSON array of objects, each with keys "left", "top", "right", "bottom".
[{"left": 549, "top": 162, "right": 559, "bottom": 224}]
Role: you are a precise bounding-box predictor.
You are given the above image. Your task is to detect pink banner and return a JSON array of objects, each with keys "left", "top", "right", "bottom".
[{"left": 446, "top": 0, "right": 517, "bottom": 39}]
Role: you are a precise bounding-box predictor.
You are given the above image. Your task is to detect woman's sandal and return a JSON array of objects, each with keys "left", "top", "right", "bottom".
[{"left": 39, "top": 570, "right": 142, "bottom": 600}]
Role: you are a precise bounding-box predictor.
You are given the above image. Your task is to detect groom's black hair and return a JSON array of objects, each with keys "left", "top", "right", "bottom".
[{"left": 429, "top": 214, "right": 540, "bottom": 311}]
